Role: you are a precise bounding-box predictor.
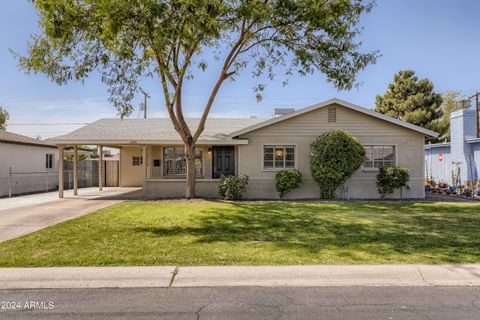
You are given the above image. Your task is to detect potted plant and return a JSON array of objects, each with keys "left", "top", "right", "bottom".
[
  {"left": 475, "top": 180, "right": 480, "bottom": 197},
  {"left": 424, "top": 180, "right": 431, "bottom": 193}
]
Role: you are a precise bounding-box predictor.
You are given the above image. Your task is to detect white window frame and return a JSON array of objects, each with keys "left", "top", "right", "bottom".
[
  {"left": 362, "top": 145, "right": 396, "bottom": 171},
  {"left": 262, "top": 144, "right": 297, "bottom": 171}
]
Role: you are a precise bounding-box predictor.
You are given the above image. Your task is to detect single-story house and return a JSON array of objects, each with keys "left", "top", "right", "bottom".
[
  {"left": 425, "top": 108, "right": 480, "bottom": 184},
  {"left": 0, "top": 131, "right": 59, "bottom": 197},
  {"left": 48, "top": 98, "right": 437, "bottom": 199}
]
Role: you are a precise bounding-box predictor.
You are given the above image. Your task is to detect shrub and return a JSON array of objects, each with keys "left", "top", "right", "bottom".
[
  {"left": 310, "top": 130, "right": 365, "bottom": 199},
  {"left": 376, "top": 166, "right": 409, "bottom": 199},
  {"left": 218, "top": 175, "right": 249, "bottom": 200},
  {"left": 275, "top": 169, "right": 303, "bottom": 199}
]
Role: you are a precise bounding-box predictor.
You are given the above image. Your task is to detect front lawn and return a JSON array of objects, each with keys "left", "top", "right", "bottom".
[{"left": 1, "top": 201, "right": 480, "bottom": 267}]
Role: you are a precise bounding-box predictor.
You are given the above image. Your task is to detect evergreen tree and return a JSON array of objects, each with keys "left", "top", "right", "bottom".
[{"left": 375, "top": 70, "right": 443, "bottom": 140}]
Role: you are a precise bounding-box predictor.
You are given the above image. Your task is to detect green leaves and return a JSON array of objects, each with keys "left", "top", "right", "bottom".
[
  {"left": 310, "top": 130, "right": 365, "bottom": 199},
  {"left": 20, "top": 0, "right": 377, "bottom": 118},
  {"left": 218, "top": 174, "right": 249, "bottom": 200},
  {"left": 275, "top": 169, "right": 303, "bottom": 199},
  {"left": 374, "top": 70, "right": 443, "bottom": 141},
  {"left": 0, "top": 106, "right": 9, "bottom": 131},
  {"left": 376, "top": 166, "right": 409, "bottom": 199}
]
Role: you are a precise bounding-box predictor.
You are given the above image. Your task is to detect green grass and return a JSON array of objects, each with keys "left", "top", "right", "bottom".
[{"left": 1, "top": 201, "right": 480, "bottom": 267}]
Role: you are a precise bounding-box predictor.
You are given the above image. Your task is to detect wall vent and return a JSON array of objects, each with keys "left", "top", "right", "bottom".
[{"left": 328, "top": 107, "right": 337, "bottom": 123}]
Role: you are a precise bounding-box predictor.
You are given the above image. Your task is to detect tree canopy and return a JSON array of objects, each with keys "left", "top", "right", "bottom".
[
  {"left": 0, "top": 106, "right": 9, "bottom": 131},
  {"left": 19, "top": 0, "right": 378, "bottom": 197},
  {"left": 374, "top": 70, "right": 444, "bottom": 140}
]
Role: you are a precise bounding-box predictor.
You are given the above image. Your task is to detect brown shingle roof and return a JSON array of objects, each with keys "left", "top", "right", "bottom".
[{"left": 0, "top": 131, "right": 56, "bottom": 148}]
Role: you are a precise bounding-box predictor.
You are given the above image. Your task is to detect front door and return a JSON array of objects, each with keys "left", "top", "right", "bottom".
[{"left": 212, "top": 146, "right": 235, "bottom": 178}]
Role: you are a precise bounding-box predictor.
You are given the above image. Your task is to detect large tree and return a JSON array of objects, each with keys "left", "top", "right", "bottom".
[
  {"left": 19, "top": 0, "right": 378, "bottom": 198},
  {"left": 0, "top": 106, "right": 9, "bottom": 131},
  {"left": 374, "top": 70, "right": 444, "bottom": 141}
]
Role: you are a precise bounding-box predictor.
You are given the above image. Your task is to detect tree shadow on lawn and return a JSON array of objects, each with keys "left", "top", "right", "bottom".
[{"left": 134, "top": 202, "right": 480, "bottom": 261}]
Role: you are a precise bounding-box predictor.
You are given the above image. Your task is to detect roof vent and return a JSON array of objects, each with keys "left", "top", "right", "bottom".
[
  {"left": 328, "top": 107, "right": 336, "bottom": 123},
  {"left": 272, "top": 108, "right": 295, "bottom": 117}
]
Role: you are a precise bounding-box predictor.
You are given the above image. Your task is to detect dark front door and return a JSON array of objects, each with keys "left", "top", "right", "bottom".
[{"left": 212, "top": 146, "right": 235, "bottom": 178}]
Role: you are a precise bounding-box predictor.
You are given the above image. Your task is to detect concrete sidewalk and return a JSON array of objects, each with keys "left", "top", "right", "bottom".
[
  {"left": 0, "top": 187, "right": 142, "bottom": 242},
  {"left": 1, "top": 265, "right": 480, "bottom": 289}
]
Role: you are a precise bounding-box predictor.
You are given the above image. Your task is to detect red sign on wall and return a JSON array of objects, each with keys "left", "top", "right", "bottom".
[{"left": 438, "top": 154, "right": 443, "bottom": 162}]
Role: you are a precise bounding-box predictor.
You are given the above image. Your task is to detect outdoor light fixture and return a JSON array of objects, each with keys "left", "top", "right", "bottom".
[{"left": 208, "top": 147, "right": 212, "bottom": 155}]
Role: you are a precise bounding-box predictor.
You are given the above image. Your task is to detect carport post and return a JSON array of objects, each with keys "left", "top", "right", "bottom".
[
  {"left": 98, "top": 145, "right": 103, "bottom": 191},
  {"left": 142, "top": 145, "right": 147, "bottom": 180},
  {"left": 58, "top": 145, "right": 64, "bottom": 198},
  {"left": 73, "top": 145, "right": 78, "bottom": 196}
]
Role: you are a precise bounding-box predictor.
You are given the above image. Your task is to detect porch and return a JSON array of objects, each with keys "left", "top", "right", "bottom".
[
  {"left": 121, "top": 144, "right": 241, "bottom": 198},
  {"left": 54, "top": 142, "right": 244, "bottom": 199}
]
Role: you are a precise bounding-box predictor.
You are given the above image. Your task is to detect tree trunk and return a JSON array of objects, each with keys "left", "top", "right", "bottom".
[{"left": 185, "top": 144, "right": 196, "bottom": 199}]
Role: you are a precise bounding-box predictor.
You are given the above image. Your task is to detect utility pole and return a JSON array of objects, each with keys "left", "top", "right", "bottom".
[
  {"left": 139, "top": 88, "right": 150, "bottom": 119},
  {"left": 468, "top": 91, "right": 480, "bottom": 138},
  {"left": 476, "top": 91, "right": 479, "bottom": 138}
]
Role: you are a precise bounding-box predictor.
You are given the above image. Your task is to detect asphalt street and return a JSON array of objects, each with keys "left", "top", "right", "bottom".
[{"left": 1, "top": 286, "right": 480, "bottom": 319}]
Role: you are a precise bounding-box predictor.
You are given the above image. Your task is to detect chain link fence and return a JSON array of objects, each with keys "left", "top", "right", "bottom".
[{"left": 0, "top": 160, "right": 118, "bottom": 198}]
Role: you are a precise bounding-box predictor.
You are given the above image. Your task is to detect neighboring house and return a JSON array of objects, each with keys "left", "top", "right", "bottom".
[
  {"left": 48, "top": 98, "right": 437, "bottom": 199},
  {"left": 425, "top": 108, "right": 480, "bottom": 184},
  {"left": 0, "top": 131, "right": 59, "bottom": 197}
]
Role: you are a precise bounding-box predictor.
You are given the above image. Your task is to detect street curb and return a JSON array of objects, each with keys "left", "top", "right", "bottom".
[{"left": 1, "top": 265, "right": 480, "bottom": 289}]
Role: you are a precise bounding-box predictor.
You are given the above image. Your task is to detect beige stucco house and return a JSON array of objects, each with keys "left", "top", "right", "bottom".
[{"left": 49, "top": 98, "right": 438, "bottom": 199}]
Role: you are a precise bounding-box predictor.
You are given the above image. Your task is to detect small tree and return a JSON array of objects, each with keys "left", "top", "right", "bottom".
[
  {"left": 0, "top": 106, "right": 9, "bottom": 131},
  {"left": 310, "top": 130, "right": 365, "bottom": 199},
  {"left": 275, "top": 169, "right": 302, "bottom": 199},
  {"left": 376, "top": 166, "right": 409, "bottom": 199}
]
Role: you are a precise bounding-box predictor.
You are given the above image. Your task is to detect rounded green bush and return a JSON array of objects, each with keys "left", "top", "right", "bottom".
[
  {"left": 310, "top": 130, "right": 365, "bottom": 199},
  {"left": 218, "top": 175, "right": 249, "bottom": 200},
  {"left": 275, "top": 169, "right": 303, "bottom": 199},
  {"left": 376, "top": 166, "right": 409, "bottom": 199}
]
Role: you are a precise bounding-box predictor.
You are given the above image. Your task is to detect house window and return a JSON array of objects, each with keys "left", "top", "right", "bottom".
[
  {"left": 132, "top": 156, "right": 143, "bottom": 166},
  {"left": 163, "top": 147, "right": 202, "bottom": 176},
  {"left": 263, "top": 145, "right": 295, "bottom": 169},
  {"left": 363, "top": 146, "right": 395, "bottom": 169},
  {"left": 328, "top": 107, "right": 336, "bottom": 122},
  {"left": 46, "top": 154, "right": 54, "bottom": 169}
]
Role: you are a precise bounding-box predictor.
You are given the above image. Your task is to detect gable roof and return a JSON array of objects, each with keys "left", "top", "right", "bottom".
[
  {"left": 0, "top": 131, "right": 57, "bottom": 148},
  {"left": 48, "top": 117, "right": 266, "bottom": 145},
  {"left": 230, "top": 98, "right": 439, "bottom": 138}
]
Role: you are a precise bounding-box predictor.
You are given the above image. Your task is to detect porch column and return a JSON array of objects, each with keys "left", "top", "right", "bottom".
[
  {"left": 98, "top": 145, "right": 103, "bottom": 191},
  {"left": 58, "top": 145, "right": 64, "bottom": 198},
  {"left": 73, "top": 145, "right": 78, "bottom": 196},
  {"left": 142, "top": 145, "right": 148, "bottom": 180}
]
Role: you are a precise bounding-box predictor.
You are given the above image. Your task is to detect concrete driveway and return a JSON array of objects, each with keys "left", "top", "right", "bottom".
[{"left": 0, "top": 187, "right": 142, "bottom": 242}]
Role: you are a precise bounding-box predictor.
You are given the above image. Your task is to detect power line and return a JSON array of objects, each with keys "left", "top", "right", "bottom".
[{"left": 8, "top": 123, "right": 89, "bottom": 126}]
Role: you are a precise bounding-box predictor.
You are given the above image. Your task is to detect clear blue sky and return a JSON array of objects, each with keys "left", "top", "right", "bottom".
[{"left": 1, "top": 0, "right": 479, "bottom": 138}]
